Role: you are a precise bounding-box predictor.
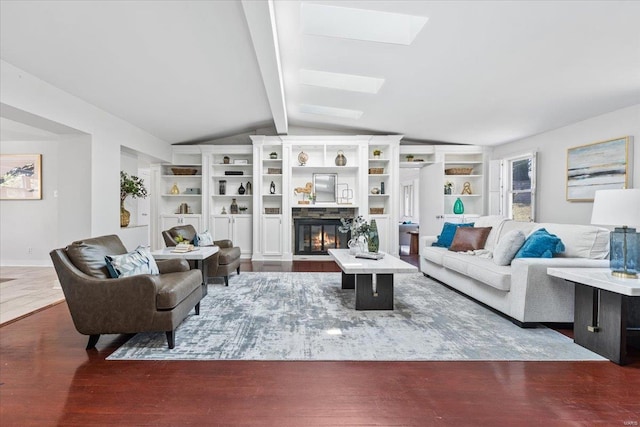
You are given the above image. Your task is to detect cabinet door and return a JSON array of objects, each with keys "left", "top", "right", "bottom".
[
  {"left": 262, "top": 215, "right": 282, "bottom": 255},
  {"left": 232, "top": 215, "right": 253, "bottom": 255},
  {"left": 182, "top": 215, "right": 201, "bottom": 231},
  {"left": 160, "top": 215, "right": 181, "bottom": 231},
  {"left": 419, "top": 163, "right": 445, "bottom": 235},
  {"left": 211, "top": 215, "right": 232, "bottom": 241}
]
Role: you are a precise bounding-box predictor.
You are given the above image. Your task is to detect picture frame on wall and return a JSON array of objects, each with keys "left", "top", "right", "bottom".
[
  {"left": 0, "top": 154, "right": 42, "bottom": 200},
  {"left": 566, "top": 136, "right": 632, "bottom": 202}
]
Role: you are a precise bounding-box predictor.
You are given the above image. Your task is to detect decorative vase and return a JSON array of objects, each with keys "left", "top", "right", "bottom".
[
  {"left": 219, "top": 180, "right": 226, "bottom": 195},
  {"left": 238, "top": 182, "right": 246, "bottom": 195},
  {"left": 270, "top": 181, "right": 276, "bottom": 194},
  {"left": 453, "top": 197, "right": 465, "bottom": 214},
  {"left": 335, "top": 150, "right": 347, "bottom": 166},
  {"left": 270, "top": 153, "right": 278, "bottom": 159},
  {"left": 368, "top": 219, "right": 379, "bottom": 253},
  {"left": 230, "top": 198, "right": 238, "bottom": 214},
  {"left": 170, "top": 183, "right": 179, "bottom": 194},
  {"left": 223, "top": 156, "right": 230, "bottom": 164},
  {"left": 444, "top": 187, "right": 452, "bottom": 195},
  {"left": 120, "top": 202, "right": 130, "bottom": 227},
  {"left": 246, "top": 181, "right": 252, "bottom": 195}
]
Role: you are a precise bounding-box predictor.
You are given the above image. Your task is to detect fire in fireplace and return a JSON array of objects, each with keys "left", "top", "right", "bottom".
[{"left": 294, "top": 218, "right": 350, "bottom": 255}]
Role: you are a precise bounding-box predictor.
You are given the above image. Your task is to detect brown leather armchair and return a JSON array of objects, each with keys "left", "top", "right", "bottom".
[
  {"left": 50, "top": 234, "right": 203, "bottom": 349},
  {"left": 162, "top": 225, "right": 241, "bottom": 286}
]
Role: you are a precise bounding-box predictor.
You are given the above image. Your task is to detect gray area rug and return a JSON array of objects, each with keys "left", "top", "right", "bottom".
[{"left": 108, "top": 272, "right": 605, "bottom": 361}]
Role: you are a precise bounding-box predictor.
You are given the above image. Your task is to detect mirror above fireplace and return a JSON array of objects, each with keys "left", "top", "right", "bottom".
[{"left": 313, "top": 173, "right": 337, "bottom": 203}]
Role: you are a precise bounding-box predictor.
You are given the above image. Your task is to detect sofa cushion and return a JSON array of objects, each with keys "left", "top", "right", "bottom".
[
  {"left": 497, "top": 220, "right": 536, "bottom": 242},
  {"left": 155, "top": 271, "right": 202, "bottom": 310},
  {"left": 515, "top": 228, "right": 565, "bottom": 259},
  {"left": 105, "top": 246, "right": 159, "bottom": 278},
  {"left": 218, "top": 246, "right": 241, "bottom": 264},
  {"left": 432, "top": 222, "right": 474, "bottom": 248},
  {"left": 423, "top": 246, "right": 447, "bottom": 265},
  {"left": 473, "top": 216, "right": 508, "bottom": 251},
  {"left": 449, "top": 227, "right": 492, "bottom": 252},
  {"left": 442, "top": 253, "right": 511, "bottom": 291},
  {"left": 493, "top": 230, "right": 526, "bottom": 266},
  {"left": 66, "top": 235, "right": 127, "bottom": 279},
  {"left": 537, "top": 223, "right": 609, "bottom": 259}
]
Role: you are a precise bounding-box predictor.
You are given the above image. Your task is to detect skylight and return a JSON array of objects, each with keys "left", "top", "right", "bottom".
[
  {"left": 300, "top": 104, "right": 363, "bottom": 120},
  {"left": 301, "top": 3, "right": 428, "bottom": 45},
  {"left": 299, "top": 69, "right": 385, "bottom": 94}
]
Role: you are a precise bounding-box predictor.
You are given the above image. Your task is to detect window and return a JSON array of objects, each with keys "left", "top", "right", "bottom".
[{"left": 499, "top": 153, "right": 536, "bottom": 222}]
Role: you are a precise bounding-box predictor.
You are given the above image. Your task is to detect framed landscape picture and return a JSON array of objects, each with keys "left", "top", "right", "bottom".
[
  {"left": 0, "top": 154, "right": 42, "bottom": 200},
  {"left": 566, "top": 136, "right": 631, "bottom": 202}
]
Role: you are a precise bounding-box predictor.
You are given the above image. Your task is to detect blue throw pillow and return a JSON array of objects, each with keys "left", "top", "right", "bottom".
[
  {"left": 432, "top": 222, "right": 475, "bottom": 248},
  {"left": 514, "top": 228, "right": 565, "bottom": 259},
  {"left": 105, "top": 246, "right": 159, "bottom": 278}
]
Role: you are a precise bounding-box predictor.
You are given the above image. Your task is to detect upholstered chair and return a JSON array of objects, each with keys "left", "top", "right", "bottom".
[
  {"left": 162, "top": 225, "right": 241, "bottom": 286},
  {"left": 50, "top": 234, "right": 203, "bottom": 349}
]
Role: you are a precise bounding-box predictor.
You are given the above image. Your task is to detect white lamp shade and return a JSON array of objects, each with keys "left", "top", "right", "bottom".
[{"left": 591, "top": 189, "right": 640, "bottom": 228}]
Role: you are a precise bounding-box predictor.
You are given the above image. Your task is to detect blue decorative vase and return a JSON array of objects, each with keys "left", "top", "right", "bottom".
[
  {"left": 368, "top": 219, "right": 380, "bottom": 253},
  {"left": 453, "top": 198, "right": 464, "bottom": 214}
]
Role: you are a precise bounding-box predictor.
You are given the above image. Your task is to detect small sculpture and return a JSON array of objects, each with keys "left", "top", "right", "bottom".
[
  {"left": 462, "top": 182, "right": 472, "bottom": 195},
  {"left": 298, "top": 151, "right": 309, "bottom": 166},
  {"left": 335, "top": 150, "right": 347, "bottom": 166},
  {"left": 294, "top": 182, "right": 313, "bottom": 204},
  {"left": 270, "top": 181, "right": 276, "bottom": 194}
]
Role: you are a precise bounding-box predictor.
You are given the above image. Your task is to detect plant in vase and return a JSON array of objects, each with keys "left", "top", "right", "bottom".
[
  {"left": 269, "top": 152, "right": 278, "bottom": 159},
  {"left": 339, "top": 215, "right": 370, "bottom": 254},
  {"left": 444, "top": 181, "right": 453, "bottom": 195},
  {"left": 372, "top": 149, "right": 382, "bottom": 158},
  {"left": 120, "top": 171, "right": 148, "bottom": 227}
]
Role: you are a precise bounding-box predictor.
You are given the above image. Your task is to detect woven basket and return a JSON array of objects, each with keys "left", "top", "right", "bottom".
[
  {"left": 445, "top": 167, "right": 473, "bottom": 175},
  {"left": 171, "top": 167, "right": 198, "bottom": 175},
  {"left": 267, "top": 168, "right": 282, "bottom": 174},
  {"left": 369, "top": 208, "right": 384, "bottom": 214},
  {"left": 265, "top": 208, "right": 280, "bottom": 214},
  {"left": 368, "top": 167, "right": 384, "bottom": 174}
]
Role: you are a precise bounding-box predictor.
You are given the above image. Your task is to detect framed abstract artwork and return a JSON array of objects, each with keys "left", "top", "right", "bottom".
[
  {"left": 566, "top": 136, "right": 632, "bottom": 202},
  {"left": 0, "top": 154, "right": 42, "bottom": 200}
]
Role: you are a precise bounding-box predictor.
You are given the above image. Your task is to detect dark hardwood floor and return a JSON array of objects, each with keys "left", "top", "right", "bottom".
[{"left": 1, "top": 256, "right": 639, "bottom": 426}]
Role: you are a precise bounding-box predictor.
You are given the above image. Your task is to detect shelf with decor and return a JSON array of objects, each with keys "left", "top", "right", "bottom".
[{"left": 159, "top": 163, "right": 203, "bottom": 216}]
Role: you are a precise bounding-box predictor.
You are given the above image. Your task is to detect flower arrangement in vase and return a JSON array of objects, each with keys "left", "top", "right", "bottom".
[{"left": 339, "top": 215, "right": 371, "bottom": 254}]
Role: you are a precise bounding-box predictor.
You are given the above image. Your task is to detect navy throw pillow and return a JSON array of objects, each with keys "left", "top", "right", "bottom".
[
  {"left": 514, "top": 228, "right": 565, "bottom": 259},
  {"left": 432, "top": 222, "right": 475, "bottom": 248}
]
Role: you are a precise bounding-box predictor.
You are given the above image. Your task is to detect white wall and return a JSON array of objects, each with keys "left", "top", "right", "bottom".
[
  {"left": 491, "top": 104, "right": 640, "bottom": 225},
  {"left": 1, "top": 60, "right": 173, "bottom": 265}
]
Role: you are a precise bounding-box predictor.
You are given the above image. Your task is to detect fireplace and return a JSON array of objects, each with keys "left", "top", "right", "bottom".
[{"left": 294, "top": 218, "right": 350, "bottom": 255}]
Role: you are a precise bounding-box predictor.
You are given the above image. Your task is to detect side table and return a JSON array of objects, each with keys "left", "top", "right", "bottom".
[{"left": 547, "top": 267, "right": 640, "bottom": 365}]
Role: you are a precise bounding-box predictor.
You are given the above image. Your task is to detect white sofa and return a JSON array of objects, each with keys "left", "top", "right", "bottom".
[{"left": 419, "top": 216, "right": 610, "bottom": 326}]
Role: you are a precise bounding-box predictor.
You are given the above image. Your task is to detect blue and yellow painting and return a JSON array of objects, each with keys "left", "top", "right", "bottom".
[{"left": 566, "top": 137, "right": 629, "bottom": 201}]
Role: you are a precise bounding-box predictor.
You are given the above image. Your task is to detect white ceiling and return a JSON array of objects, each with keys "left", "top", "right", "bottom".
[{"left": 1, "top": 1, "right": 639, "bottom": 146}]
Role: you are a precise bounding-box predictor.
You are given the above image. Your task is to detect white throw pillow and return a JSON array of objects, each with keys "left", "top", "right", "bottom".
[
  {"left": 105, "top": 246, "right": 159, "bottom": 278},
  {"left": 196, "top": 230, "right": 214, "bottom": 247},
  {"left": 493, "top": 230, "right": 526, "bottom": 266}
]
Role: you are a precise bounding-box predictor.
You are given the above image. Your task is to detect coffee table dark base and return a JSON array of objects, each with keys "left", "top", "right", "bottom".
[{"left": 342, "top": 272, "right": 394, "bottom": 310}]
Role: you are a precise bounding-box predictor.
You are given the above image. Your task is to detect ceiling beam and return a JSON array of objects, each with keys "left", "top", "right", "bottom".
[{"left": 241, "top": 0, "right": 288, "bottom": 135}]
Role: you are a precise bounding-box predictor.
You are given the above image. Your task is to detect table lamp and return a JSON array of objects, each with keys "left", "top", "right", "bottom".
[{"left": 591, "top": 189, "right": 640, "bottom": 279}]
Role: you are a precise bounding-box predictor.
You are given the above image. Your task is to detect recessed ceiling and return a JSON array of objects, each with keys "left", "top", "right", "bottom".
[{"left": 1, "top": 1, "right": 639, "bottom": 146}]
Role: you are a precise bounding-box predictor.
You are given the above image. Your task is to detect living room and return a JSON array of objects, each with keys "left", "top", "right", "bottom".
[{"left": 1, "top": 1, "right": 639, "bottom": 425}]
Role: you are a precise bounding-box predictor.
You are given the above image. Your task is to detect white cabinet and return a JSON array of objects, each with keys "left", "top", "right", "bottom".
[
  {"left": 211, "top": 214, "right": 252, "bottom": 258},
  {"left": 262, "top": 215, "right": 283, "bottom": 256},
  {"left": 417, "top": 146, "right": 487, "bottom": 236}
]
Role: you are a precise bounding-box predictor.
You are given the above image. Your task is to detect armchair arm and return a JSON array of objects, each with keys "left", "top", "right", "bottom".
[
  {"left": 213, "top": 239, "right": 233, "bottom": 249},
  {"left": 419, "top": 236, "right": 438, "bottom": 256},
  {"left": 156, "top": 258, "right": 190, "bottom": 274}
]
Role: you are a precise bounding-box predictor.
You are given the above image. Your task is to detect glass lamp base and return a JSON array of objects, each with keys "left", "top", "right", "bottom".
[
  {"left": 611, "top": 270, "right": 638, "bottom": 279},
  {"left": 609, "top": 227, "right": 639, "bottom": 279}
]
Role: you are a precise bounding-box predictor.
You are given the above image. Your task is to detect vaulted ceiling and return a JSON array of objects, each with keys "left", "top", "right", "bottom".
[{"left": 1, "top": 1, "right": 639, "bottom": 146}]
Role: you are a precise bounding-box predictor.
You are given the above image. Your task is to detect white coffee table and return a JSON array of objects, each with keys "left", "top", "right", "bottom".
[
  {"left": 328, "top": 249, "right": 418, "bottom": 310},
  {"left": 547, "top": 267, "right": 640, "bottom": 365},
  {"left": 152, "top": 246, "right": 219, "bottom": 296}
]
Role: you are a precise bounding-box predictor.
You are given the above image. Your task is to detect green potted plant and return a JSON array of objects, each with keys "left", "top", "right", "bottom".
[
  {"left": 406, "top": 154, "right": 414, "bottom": 162},
  {"left": 120, "top": 171, "right": 148, "bottom": 227},
  {"left": 269, "top": 152, "right": 278, "bottom": 159},
  {"left": 372, "top": 149, "right": 382, "bottom": 158}
]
